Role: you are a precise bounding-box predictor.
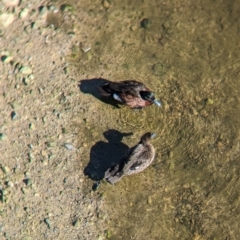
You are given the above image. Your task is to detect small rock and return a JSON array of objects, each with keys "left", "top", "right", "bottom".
[
  {"left": 48, "top": 154, "right": 55, "bottom": 160},
  {"left": 1, "top": 55, "right": 13, "bottom": 63},
  {"left": 186, "top": 204, "right": 192, "bottom": 210},
  {"left": 147, "top": 196, "right": 152, "bottom": 204},
  {"left": 80, "top": 45, "right": 91, "bottom": 53},
  {"left": 28, "top": 153, "right": 34, "bottom": 163},
  {"left": 168, "top": 151, "right": 173, "bottom": 159},
  {"left": 63, "top": 143, "right": 74, "bottom": 150},
  {"left": 105, "top": 230, "right": 111, "bottom": 239},
  {"left": 23, "top": 178, "right": 32, "bottom": 186},
  {"left": 45, "top": 141, "right": 55, "bottom": 147},
  {"left": 62, "top": 128, "right": 67, "bottom": 134},
  {"left": 102, "top": 0, "right": 111, "bottom": 9},
  {"left": 0, "top": 13, "right": 15, "bottom": 27},
  {"left": 1, "top": 166, "right": 10, "bottom": 174},
  {"left": 60, "top": 4, "right": 74, "bottom": 12},
  {"left": 44, "top": 218, "right": 51, "bottom": 228},
  {"left": 168, "top": 161, "right": 174, "bottom": 170},
  {"left": 19, "top": 8, "right": 29, "bottom": 19},
  {"left": 42, "top": 116, "right": 46, "bottom": 123},
  {"left": 183, "top": 183, "right": 190, "bottom": 189},
  {"left": 48, "top": 5, "right": 59, "bottom": 13},
  {"left": 38, "top": 6, "right": 48, "bottom": 19},
  {"left": 28, "top": 144, "right": 34, "bottom": 149},
  {"left": 92, "top": 132, "right": 98, "bottom": 137},
  {"left": 11, "top": 111, "right": 17, "bottom": 120},
  {"left": 92, "top": 182, "right": 100, "bottom": 191},
  {"left": 140, "top": 18, "right": 152, "bottom": 29},
  {"left": 23, "top": 77, "right": 30, "bottom": 85},
  {"left": 28, "top": 74, "right": 34, "bottom": 80},
  {"left": 72, "top": 219, "right": 80, "bottom": 227},
  {"left": 3, "top": 0, "right": 20, "bottom": 7},
  {"left": 24, "top": 24, "right": 31, "bottom": 34},
  {"left": 162, "top": 21, "right": 171, "bottom": 30},
  {"left": 21, "top": 187, "right": 29, "bottom": 194},
  {"left": 7, "top": 181, "right": 14, "bottom": 188},
  {"left": 206, "top": 98, "right": 214, "bottom": 105},
  {"left": 0, "top": 133, "right": 7, "bottom": 140},
  {"left": 31, "top": 21, "right": 39, "bottom": 30},
  {"left": 130, "top": 25, "right": 138, "bottom": 31},
  {"left": 174, "top": 217, "right": 179, "bottom": 223},
  {"left": 20, "top": 66, "right": 32, "bottom": 75}
]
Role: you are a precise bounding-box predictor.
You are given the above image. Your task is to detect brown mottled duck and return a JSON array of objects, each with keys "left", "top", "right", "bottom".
[
  {"left": 98, "top": 80, "right": 161, "bottom": 109},
  {"left": 105, "top": 132, "right": 156, "bottom": 184}
]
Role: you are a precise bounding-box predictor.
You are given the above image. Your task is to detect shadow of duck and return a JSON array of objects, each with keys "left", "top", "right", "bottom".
[{"left": 84, "top": 129, "right": 133, "bottom": 181}]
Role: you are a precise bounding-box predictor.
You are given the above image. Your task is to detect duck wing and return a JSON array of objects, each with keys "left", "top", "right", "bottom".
[
  {"left": 123, "top": 144, "right": 155, "bottom": 175},
  {"left": 99, "top": 80, "right": 148, "bottom": 96},
  {"left": 121, "top": 144, "right": 145, "bottom": 172},
  {"left": 104, "top": 145, "right": 138, "bottom": 184},
  {"left": 120, "top": 80, "right": 149, "bottom": 96}
]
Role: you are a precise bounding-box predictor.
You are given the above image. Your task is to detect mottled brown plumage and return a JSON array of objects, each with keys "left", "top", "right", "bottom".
[
  {"left": 105, "top": 132, "right": 156, "bottom": 184},
  {"left": 98, "top": 80, "right": 161, "bottom": 109}
]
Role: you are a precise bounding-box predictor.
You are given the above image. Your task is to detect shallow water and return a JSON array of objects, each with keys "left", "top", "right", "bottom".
[{"left": 69, "top": 0, "right": 240, "bottom": 239}]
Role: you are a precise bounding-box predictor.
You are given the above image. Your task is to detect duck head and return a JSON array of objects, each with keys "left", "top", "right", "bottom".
[
  {"left": 140, "top": 91, "right": 161, "bottom": 107},
  {"left": 140, "top": 132, "right": 156, "bottom": 144}
]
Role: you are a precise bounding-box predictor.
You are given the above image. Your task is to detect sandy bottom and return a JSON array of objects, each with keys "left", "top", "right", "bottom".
[{"left": 1, "top": 0, "right": 240, "bottom": 239}]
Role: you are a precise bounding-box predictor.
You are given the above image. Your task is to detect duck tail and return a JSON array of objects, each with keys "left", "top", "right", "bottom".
[
  {"left": 97, "top": 85, "right": 112, "bottom": 97},
  {"left": 105, "top": 166, "right": 124, "bottom": 184},
  {"left": 104, "top": 168, "right": 112, "bottom": 179},
  {"left": 106, "top": 174, "right": 123, "bottom": 184}
]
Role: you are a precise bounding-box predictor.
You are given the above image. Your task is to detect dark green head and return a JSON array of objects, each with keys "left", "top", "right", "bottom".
[{"left": 140, "top": 91, "right": 161, "bottom": 106}]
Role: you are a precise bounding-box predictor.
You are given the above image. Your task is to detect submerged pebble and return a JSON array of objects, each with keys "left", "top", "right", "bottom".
[
  {"left": 140, "top": 18, "right": 152, "bottom": 29},
  {"left": 1, "top": 166, "right": 10, "bottom": 174},
  {"left": 60, "top": 4, "right": 74, "bottom": 12},
  {"left": 11, "top": 111, "right": 17, "bottom": 120},
  {"left": 63, "top": 143, "right": 74, "bottom": 150},
  {"left": 147, "top": 196, "right": 152, "bottom": 204},
  {"left": 102, "top": 0, "right": 111, "bottom": 9},
  {"left": 20, "top": 66, "right": 32, "bottom": 75},
  {"left": 24, "top": 178, "right": 32, "bottom": 186},
  {"left": 3, "top": 0, "right": 20, "bottom": 7},
  {"left": 44, "top": 218, "right": 51, "bottom": 228},
  {"left": 0, "top": 133, "right": 7, "bottom": 140},
  {"left": 0, "top": 13, "right": 15, "bottom": 27},
  {"left": 1, "top": 55, "right": 13, "bottom": 63},
  {"left": 7, "top": 181, "right": 14, "bottom": 188},
  {"left": 19, "top": 8, "right": 29, "bottom": 19},
  {"left": 206, "top": 98, "right": 214, "bottom": 105},
  {"left": 92, "top": 182, "right": 100, "bottom": 191}
]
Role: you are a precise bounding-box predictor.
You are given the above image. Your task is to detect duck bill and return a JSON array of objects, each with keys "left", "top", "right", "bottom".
[
  {"left": 151, "top": 133, "right": 156, "bottom": 138},
  {"left": 153, "top": 99, "right": 161, "bottom": 107}
]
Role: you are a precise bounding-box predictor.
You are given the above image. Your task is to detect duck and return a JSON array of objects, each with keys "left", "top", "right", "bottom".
[
  {"left": 97, "top": 80, "right": 161, "bottom": 109},
  {"left": 105, "top": 132, "right": 156, "bottom": 184}
]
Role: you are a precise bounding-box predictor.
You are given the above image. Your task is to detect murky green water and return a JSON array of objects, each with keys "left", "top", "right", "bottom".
[{"left": 68, "top": 0, "right": 240, "bottom": 239}]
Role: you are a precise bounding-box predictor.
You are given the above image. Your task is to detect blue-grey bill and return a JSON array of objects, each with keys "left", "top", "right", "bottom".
[
  {"left": 154, "top": 100, "right": 162, "bottom": 107},
  {"left": 151, "top": 133, "right": 156, "bottom": 138}
]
